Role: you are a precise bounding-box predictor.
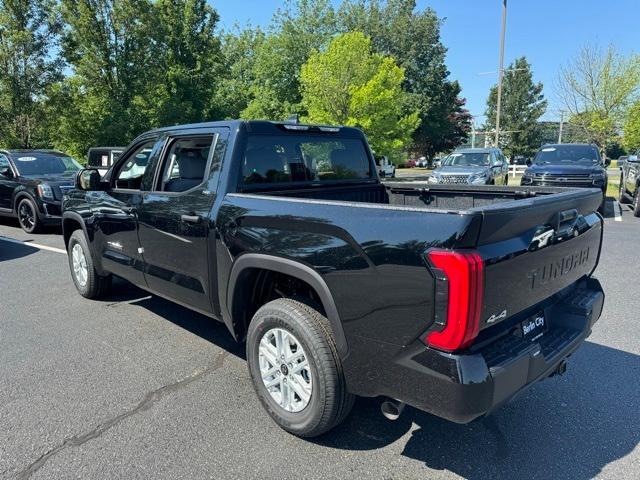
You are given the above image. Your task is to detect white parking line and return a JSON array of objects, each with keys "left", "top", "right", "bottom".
[
  {"left": 0, "top": 235, "right": 67, "bottom": 254},
  {"left": 613, "top": 201, "right": 622, "bottom": 222}
]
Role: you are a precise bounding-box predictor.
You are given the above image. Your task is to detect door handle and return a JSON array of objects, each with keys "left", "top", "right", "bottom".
[{"left": 181, "top": 214, "right": 202, "bottom": 224}]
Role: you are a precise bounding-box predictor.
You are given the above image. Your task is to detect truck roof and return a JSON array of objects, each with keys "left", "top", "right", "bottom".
[{"left": 145, "top": 120, "right": 365, "bottom": 138}]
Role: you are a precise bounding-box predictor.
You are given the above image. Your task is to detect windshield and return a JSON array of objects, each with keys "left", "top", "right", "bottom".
[
  {"left": 443, "top": 152, "right": 490, "bottom": 167},
  {"left": 534, "top": 145, "right": 600, "bottom": 165},
  {"left": 242, "top": 134, "right": 372, "bottom": 185},
  {"left": 13, "top": 153, "right": 83, "bottom": 176}
]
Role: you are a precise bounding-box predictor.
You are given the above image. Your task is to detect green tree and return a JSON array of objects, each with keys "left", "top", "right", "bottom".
[
  {"left": 0, "top": 0, "right": 62, "bottom": 148},
  {"left": 485, "top": 57, "right": 547, "bottom": 158},
  {"left": 214, "top": 26, "right": 266, "bottom": 119},
  {"left": 241, "top": 0, "right": 336, "bottom": 120},
  {"left": 300, "top": 32, "right": 419, "bottom": 160},
  {"left": 51, "top": 0, "right": 157, "bottom": 156},
  {"left": 558, "top": 44, "right": 640, "bottom": 151},
  {"left": 623, "top": 101, "right": 640, "bottom": 152},
  {"left": 337, "top": 0, "right": 469, "bottom": 158},
  {"left": 148, "top": 0, "right": 222, "bottom": 126}
]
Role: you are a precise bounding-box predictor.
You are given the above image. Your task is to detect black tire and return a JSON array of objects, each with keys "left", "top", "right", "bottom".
[
  {"left": 67, "top": 230, "right": 112, "bottom": 298},
  {"left": 504, "top": 175, "right": 509, "bottom": 185},
  {"left": 619, "top": 176, "right": 630, "bottom": 204},
  {"left": 633, "top": 188, "right": 640, "bottom": 217},
  {"left": 246, "top": 298, "right": 354, "bottom": 437},
  {"left": 16, "top": 197, "right": 42, "bottom": 233}
]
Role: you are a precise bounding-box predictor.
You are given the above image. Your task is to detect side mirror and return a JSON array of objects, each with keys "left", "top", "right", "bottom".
[
  {"left": 604, "top": 158, "right": 611, "bottom": 167},
  {"left": 76, "top": 168, "right": 101, "bottom": 191},
  {"left": 526, "top": 159, "right": 532, "bottom": 167},
  {"left": 0, "top": 167, "right": 13, "bottom": 178}
]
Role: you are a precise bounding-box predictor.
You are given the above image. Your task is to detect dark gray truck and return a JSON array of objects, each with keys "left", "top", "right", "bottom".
[{"left": 62, "top": 120, "right": 604, "bottom": 437}]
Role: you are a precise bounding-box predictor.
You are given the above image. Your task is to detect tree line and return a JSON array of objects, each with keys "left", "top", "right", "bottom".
[{"left": 0, "top": 0, "right": 472, "bottom": 162}]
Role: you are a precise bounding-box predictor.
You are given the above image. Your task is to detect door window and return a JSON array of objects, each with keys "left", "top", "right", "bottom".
[
  {"left": 156, "top": 136, "right": 215, "bottom": 192},
  {"left": 115, "top": 140, "right": 158, "bottom": 190},
  {"left": 0, "top": 154, "right": 10, "bottom": 174}
]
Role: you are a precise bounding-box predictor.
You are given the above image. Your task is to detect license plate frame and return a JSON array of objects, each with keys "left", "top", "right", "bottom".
[{"left": 521, "top": 312, "right": 547, "bottom": 342}]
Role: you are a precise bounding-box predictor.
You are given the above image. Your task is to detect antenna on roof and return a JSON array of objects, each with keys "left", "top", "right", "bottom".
[{"left": 287, "top": 113, "right": 300, "bottom": 124}]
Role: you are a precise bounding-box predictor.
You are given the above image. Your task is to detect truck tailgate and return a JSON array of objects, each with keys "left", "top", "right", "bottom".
[{"left": 474, "top": 188, "right": 603, "bottom": 329}]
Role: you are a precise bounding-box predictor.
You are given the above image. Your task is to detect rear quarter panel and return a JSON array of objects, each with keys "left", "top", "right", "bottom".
[{"left": 217, "top": 193, "right": 481, "bottom": 347}]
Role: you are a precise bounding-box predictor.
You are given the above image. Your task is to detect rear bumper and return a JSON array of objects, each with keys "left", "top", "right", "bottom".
[{"left": 343, "top": 278, "right": 604, "bottom": 423}]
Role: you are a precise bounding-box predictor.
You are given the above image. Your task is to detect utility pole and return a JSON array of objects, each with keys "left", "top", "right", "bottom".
[
  {"left": 471, "top": 118, "right": 476, "bottom": 148},
  {"left": 494, "top": 0, "right": 508, "bottom": 147},
  {"left": 558, "top": 111, "right": 565, "bottom": 144}
]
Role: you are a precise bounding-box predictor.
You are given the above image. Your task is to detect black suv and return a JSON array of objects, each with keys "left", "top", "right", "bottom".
[
  {"left": 0, "top": 149, "right": 83, "bottom": 232},
  {"left": 521, "top": 144, "right": 609, "bottom": 210},
  {"left": 619, "top": 150, "right": 640, "bottom": 216}
]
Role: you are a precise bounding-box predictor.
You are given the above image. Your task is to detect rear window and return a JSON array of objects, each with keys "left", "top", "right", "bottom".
[{"left": 242, "top": 134, "right": 372, "bottom": 185}]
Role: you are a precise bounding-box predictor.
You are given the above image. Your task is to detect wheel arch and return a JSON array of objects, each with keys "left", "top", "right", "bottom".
[
  {"left": 226, "top": 253, "right": 348, "bottom": 358},
  {"left": 12, "top": 190, "right": 37, "bottom": 213},
  {"left": 62, "top": 211, "right": 89, "bottom": 249}
]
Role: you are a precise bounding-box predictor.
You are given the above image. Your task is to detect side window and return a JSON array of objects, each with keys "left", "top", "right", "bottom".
[
  {"left": 0, "top": 154, "right": 10, "bottom": 170},
  {"left": 115, "top": 140, "right": 158, "bottom": 190},
  {"left": 156, "top": 135, "right": 215, "bottom": 193}
]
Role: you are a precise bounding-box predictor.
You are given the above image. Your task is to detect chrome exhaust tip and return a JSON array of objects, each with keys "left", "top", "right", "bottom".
[{"left": 381, "top": 399, "right": 405, "bottom": 421}]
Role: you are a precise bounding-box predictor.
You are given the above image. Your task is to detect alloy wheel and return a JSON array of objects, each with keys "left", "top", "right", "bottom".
[
  {"left": 18, "top": 202, "right": 35, "bottom": 231},
  {"left": 258, "top": 327, "right": 313, "bottom": 413},
  {"left": 71, "top": 243, "right": 89, "bottom": 287}
]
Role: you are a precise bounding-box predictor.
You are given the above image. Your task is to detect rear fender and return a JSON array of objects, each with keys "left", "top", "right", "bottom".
[{"left": 225, "top": 253, "right": 348, "bottom": 358}]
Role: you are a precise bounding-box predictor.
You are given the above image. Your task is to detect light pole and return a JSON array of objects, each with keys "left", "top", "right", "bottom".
[
  {"left": 558, "top": 110, "right": 565, "bottom": 143},
  {"left": 494, "top": 0, "right": 508, "bottom": 147}
]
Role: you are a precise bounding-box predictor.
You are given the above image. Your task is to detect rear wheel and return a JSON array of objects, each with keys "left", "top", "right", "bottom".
[
  {"left": 246, "top": 298, "right": 354, "bottom": 437},
  {"left": 17, "top": 198, "right": 41, "bottom": 233},
  {"left": 67, "top": 230, "right": 112, "bottom": 298},
  {"left": 633, "top": 188, "right": 640, "bottom": 217}
]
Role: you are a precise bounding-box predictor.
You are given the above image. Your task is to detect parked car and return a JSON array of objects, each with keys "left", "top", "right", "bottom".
[
  {"left": 416, "top": 157, "right": 429, "bottom": 168},
  {"left": 87, "top": 146, "right": 125, "bottom": 176},
  {"left": 521, "top": 144, "right": 608, "bottom": 212},
  {"left": 428, "top": 147, "right": 509, "bottom": 185},
  {"left": 618, "top": 151, "right": 640, "bottom": 216},
  {"left": 511, "top": 155, "right": 528, "bottom": 165},
  {"left": 62, "top": 120, "right": 604, "bottom": 438},
  {"left": 375, "top": 155, "right": 395, "bottom": 178},
  {"left": 0, "top": 149, "right": 83, "bottom": 232}
]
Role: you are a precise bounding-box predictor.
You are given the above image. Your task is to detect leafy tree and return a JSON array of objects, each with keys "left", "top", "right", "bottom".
[
  {"left": 558, "top": 44, "right": 640, "bottom": 151},
  {"left": 0, "top": 0, "right": 62, "bottom": 148},
  {"left": 214, "top": 26, "right": 265, "bottom": 119},
  {"left": 623, "top": 101, "right": 640, "bottom": 152},
  {"left": 300, "top": 32, "right": 419, "bottom": 160},
  {"left": 148, "top": 0, "right": 222, "bottom": 126},
  {"left": 241, "top": 0, "right": 336, "bottom": 120},
  {"left": 337, "top": 0, "right": 469, "bottom": 158},
  {"left": 485, "top": 57, "right": 547, "bottom": 158},
  {"left": 51, "top": 0, "right": 157, "bottom": 156}
]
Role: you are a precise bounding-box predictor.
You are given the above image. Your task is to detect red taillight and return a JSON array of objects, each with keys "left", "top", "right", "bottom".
[{"left": 424, "top": 250, "right": 484, "bottom": 352}]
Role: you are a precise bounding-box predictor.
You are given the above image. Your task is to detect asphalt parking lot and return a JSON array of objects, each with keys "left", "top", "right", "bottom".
[{"left": 1, "top": 199, "right": 639, "bottom": 480}]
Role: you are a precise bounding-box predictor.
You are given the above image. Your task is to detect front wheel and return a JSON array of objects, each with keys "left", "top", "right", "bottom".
[
  {"left": 246, "top": 298, "right": 354, "bottom": 437},
  {"left": 67, "top": 230, "right": 112, "bottom": 298},
  {"left": 17, "top": 198, "right": 42, "bottom": 233},
  {"left": 619, "top": 176, "right": 630, "bottom": 204}
]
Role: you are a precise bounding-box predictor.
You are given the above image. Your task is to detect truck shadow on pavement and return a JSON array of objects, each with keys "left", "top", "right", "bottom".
[
  {"left": 0, "top": 236, "right": 40, "bottom": 261},
  {"left": 316, "top": 341, "right": 639, "bottom": 479}
]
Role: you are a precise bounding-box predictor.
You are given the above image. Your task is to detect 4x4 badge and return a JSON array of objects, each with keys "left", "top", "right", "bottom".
[{"left": 486, "top": 310, "right": 507, "bottom": 324}]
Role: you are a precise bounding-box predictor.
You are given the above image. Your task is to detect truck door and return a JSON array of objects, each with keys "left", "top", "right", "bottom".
[
  {"left": 90, "top": 136, "right": 162, "bottom": 287},
  {"left": 136, "top": 128, "right": 228, "bottom": 313},
  {"left": 0, "top": 154, "right": 18, "bottom": 211}
]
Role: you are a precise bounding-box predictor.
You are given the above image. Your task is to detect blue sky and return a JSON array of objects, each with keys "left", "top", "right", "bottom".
[{"left": 213, "top": 0, "right": 639, "bottom": 125}]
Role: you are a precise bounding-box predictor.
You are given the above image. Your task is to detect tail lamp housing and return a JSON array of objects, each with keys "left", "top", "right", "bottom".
[{"left": 424, "top": 250, "right": 485, "bottom": 352}]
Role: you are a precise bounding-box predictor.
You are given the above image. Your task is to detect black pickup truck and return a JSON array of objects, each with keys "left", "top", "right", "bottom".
[{"left": 62, "top": 120, "right": 604, "bottom": 437}]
